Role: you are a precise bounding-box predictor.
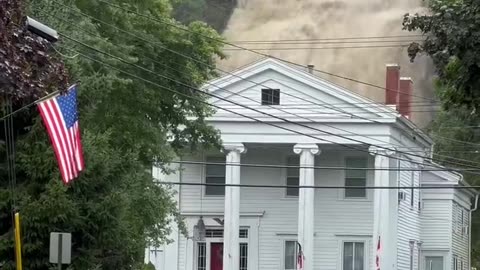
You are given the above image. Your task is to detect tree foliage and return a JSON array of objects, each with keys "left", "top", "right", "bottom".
[
  {"left": 0, "top": 0, "right": 68, "bottom": 102},
  {"left": 403, "top": 0, "right": 480, "bottom": 113},
  {"left": 0, "top": 0, "right": 223, "bottom": 269},
  {"left": 404, "top": 0, "right": 480, "bottom": 266}
]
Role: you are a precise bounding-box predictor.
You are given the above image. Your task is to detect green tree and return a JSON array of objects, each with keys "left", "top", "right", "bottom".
[
  {"left": 403, "top": 0, "right": 480, "bottom": 113},
  {"left": 404, "top": 0, "right": 480, "bottom": 266},
  {"left": 0, "top": 0, "right": 223, "bottom": 269}
]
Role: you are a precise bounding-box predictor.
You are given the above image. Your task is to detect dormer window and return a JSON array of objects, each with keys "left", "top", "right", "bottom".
[{"left": 261, "top": 89, "right": 280, "bottom": 105}]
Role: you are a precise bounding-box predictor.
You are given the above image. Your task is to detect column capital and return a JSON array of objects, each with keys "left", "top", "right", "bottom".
[
  {"left": 293, "top": 143, "right": 321, "bottom": 155},
  {"left": 223, "top": 143, "right": 247, "bottom": 154},
  {"left": 368, "top": 146, "right": 396, "bottom": 157}
]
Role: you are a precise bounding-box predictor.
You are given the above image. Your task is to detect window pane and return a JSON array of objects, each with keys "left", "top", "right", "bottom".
[
  {"left": 205, "top": 177, "right": 225, "bottom": 195},
  {"left": 346, "top": 157, "right": 367, "bottom": 178},
  {"left": 197, "top": 242, "right": 206, "bottom": 270},
  {"left": 286, "top": 177, "right": 299, "bottom": 196},
  {"left": 240, "top": 243, "right": 248, "bottom": 270},
  {"left": 206, "top": 157, "right": 225, "bottom": 176},
  {"left": 345, "top": 178, "right": 366, "bottom": 198},
  {"left": 262, "top": 89, "right": 280, "bottom": 105},
  {"left": 343, "top": 242, "right": 354, "bottom": 270},
  {"left": 425, "top": 256, "right": 443, "bottom": 270},
  {"left": 354, "top": 243, "right": 364, "bottom": 270},
  {"left": 287, "top": 156, "right": 299, "bottom": 177},
  {"left": 285, "top": 241, "right": 296, "bottom": 270}
]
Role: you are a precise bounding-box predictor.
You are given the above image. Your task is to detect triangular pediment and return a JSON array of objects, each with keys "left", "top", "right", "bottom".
[{"left": 204, "top": 58, "right": 398, "bottom": 121}]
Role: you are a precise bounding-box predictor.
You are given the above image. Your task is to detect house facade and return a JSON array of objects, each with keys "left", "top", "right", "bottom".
[{"left": 145, "top": 59, "right": 478, "bottom": 270}]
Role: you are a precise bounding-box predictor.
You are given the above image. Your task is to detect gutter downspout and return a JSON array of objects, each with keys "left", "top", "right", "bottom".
[{"left": 468, "top": 175, "right": 479, "bottom": 270}]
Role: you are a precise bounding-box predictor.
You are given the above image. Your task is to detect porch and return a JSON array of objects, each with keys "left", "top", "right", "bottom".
[{"left": 176, "top": 143, "right": 398, "bottom": 270}]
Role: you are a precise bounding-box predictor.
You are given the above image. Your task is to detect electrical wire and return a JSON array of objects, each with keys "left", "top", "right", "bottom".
[
  {"left": 60, "top": 35, "right": 480, "bottom": 172},
  {"left": 58, "top": 43, "right": 480, "bottom": 175},
  {"left": 226, "top": 40, "right": 424, "bottom": 45},
  {"left": 163, "top": 160, "right": 480, "bottom": 172},
  {"left": 36, "top": 9, "right": 453, "bottom": 166},
  {"left": 223, "top": 44, "right": 410, "bottom": 51},
  {"left": 157, "top": 181, "right": 478, "bottom": 190},
  {"left": 231, "top": 35, "right": 426, "bottom": 43},
  {"left": 96, "top": 0, "right": 438, "bottom": 104},
  {"left": 28, "top": 4, "right": 480, "bottom": 169}
]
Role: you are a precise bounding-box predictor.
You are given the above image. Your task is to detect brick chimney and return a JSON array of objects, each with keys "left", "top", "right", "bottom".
[
  {"left": 399, "top": 77, "right": 413, "bottom": 119},
  {"left": 385, "top": 64, "right": 400, "bottom": 106}
]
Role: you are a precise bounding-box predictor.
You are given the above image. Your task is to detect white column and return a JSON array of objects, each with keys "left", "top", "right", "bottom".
[
  {"left": 294, "top": 143, "right": 320, "bottom": 270},
  {"left": 223, "top": 143, "right": 246, "bottom": 270},
  {"left": 369, "top": 146, "right": 396, "bottom": 270}
]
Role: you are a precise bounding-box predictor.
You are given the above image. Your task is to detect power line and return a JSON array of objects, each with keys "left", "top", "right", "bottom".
[
  {"left": 223, "top": 44, "right": 410, "bottom": 51},
  {"left": 96, "top": 0, "right": 437, "bottom": 103},
  {"left": 39, "top": 8, "right": 425, "bottom": 154},
  {"left": 165, "top": 160, "right": 480, "bottom": 172},
  {"left": 17, "top": 10, "right": 480, "bottom": 170},
  {"left": 231, "top": 35, "right": 425, "bottom": 43},
  {"left": 59, "top": 43, "right": 480, "bottom": 174},
  {"left": 39, "top": 4, "right": 478, "bottom": 169},
  {"left": 227, "top": 40, "right": 424, "bottom": 45},
  {"left": 157, "top": 181, "right": 478, "bottom": 190}
]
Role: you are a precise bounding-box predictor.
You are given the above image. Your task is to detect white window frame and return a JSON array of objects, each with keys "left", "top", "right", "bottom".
[
  {"left": 410, "top": 169, "right": 415, "bottom": 209},
  {"left": 195, "top": 227, "right": 250, "bottom": 270},
  {"left": 340, "top": 240, "right": 367, "bottom": 270},
  {"left": 336, "top": 236, "right": 369, "bottom": 270},
  {"left": 453, "top": 256, "right": 458, "bottom": 270},
  {"left": 423, "top": 253, "right": 445, "bottom": 270},
  {"left": 285, "top": 155, "right": 299, "bottom": 198},
  {"left": 204, "top": 156, "right": 226, "bottom": 197},
  {"left": 343, "top": 156, "right": 368, "bottom": 200},
  {"left": 282, "top": 239, "right": 298, "bottom": 270}
]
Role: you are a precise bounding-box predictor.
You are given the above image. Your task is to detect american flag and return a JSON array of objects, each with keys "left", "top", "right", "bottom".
[
  {"left": 38, "top": 85, "right": 84, "bottom": 184},
  {"left": 297, "top": 242, "right": 304, "bottom": 270}
]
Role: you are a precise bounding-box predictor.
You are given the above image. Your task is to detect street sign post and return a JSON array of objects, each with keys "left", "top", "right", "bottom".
[{"left": 49, "top": 232, "right": 72, "bottom": 269}]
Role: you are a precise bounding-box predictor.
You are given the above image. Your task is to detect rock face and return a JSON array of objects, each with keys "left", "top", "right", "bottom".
[{"left": 220, "top": 0, "right": 436, "bottom": 127}]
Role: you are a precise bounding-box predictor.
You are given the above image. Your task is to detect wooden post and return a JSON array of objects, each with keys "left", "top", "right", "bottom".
[{"left": 14, "top": 212, "right": 22, "bottom": 270}]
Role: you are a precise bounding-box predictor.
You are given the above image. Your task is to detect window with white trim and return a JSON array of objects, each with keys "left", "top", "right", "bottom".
[
  {"left": 344, "top": 157, "right": 367, "bottom": 198},
  {"left": 343, "top": 241, "right": 365, "bottom": 270},
  {"left": 453, "top": 256, "right": 458, "bottom": 270},
  {"left": 205, "top": 156, "right": 225, "bottom": 196},
  {"left": 240, "top": 243, "right": 248, "bottom": 270},
  {"left": 261, "top": 89, "right": 280, "bottom": 105},
  {"left": 286, "top": 156, "right": 299, "bottom": 197},
  {"left": 197, "top": 242, "right": 206, "bottom": 270},
  {"left": 425, "top": 256, "right": 443, "bottom": 270},
  {"left": 284, "top": 240, "right": 297, "bottom": 270},
  {"left": 410, "top": 170, "right": 415, "bottom": 208}
]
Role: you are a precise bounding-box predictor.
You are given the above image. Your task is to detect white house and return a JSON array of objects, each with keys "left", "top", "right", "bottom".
[{"left": 146, "top": 59, "right": 478, "bottom": 270}]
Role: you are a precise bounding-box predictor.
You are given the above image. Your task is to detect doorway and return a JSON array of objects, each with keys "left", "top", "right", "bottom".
[{"left": 210, "top": 243, "right": 223, "bottom": 270}]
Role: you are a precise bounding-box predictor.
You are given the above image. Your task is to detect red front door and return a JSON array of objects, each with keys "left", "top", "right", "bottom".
[{"left": 210, "top": 243, "right": 223, "bottom": 270}]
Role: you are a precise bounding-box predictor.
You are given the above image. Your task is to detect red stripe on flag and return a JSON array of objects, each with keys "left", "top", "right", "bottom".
[
  {"left": 49, "top": 101, "right": 75, "bottom": 181},
  {"left": 38, "top": 101, "right": 70, "bottom": 182}
]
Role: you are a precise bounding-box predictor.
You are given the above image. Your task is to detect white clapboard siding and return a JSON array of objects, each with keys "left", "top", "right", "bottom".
[
  {"left": 452, "top": 201, "right": 470, "bottom": 270},
  {"left": 178, "top": 148, "right": 373, "bottom": 270},
  {"left": 397, "top": 160, "right": 421, "bottom": 270},
  {"left": 420, "top": 199, "right": 452, "bottom": 250}
]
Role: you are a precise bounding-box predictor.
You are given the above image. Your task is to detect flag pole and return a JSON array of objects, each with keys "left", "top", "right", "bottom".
[{"left": 14, "top": 212, "right": 22, "bottom": 270}]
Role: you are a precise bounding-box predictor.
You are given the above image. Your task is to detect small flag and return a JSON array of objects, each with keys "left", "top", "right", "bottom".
[
  {"left": 376, "top": 236, "right": 381, "bottom": 270},
  {"left": 38, "top": 85, "right": 84, "bottom": 183},
  {"left": 297, "top": 242, "right": 304, "bottom": 270}
]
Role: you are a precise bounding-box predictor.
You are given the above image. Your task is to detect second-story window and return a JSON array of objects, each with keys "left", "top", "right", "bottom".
[
  {"left": 410, "top": 170, "right": 415, "bottom": 208},
  {"left": 205, "top": 156, "right": 225, "bottom": 196},
  {"left": 286, "top": 156, "right": 299, "bottom": 197},
  {"left": 261, "top": 89, "right": 280, "bottom": 105},
  {"left": 344, "top": 157, "right": 367, "bottom": 198}
]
